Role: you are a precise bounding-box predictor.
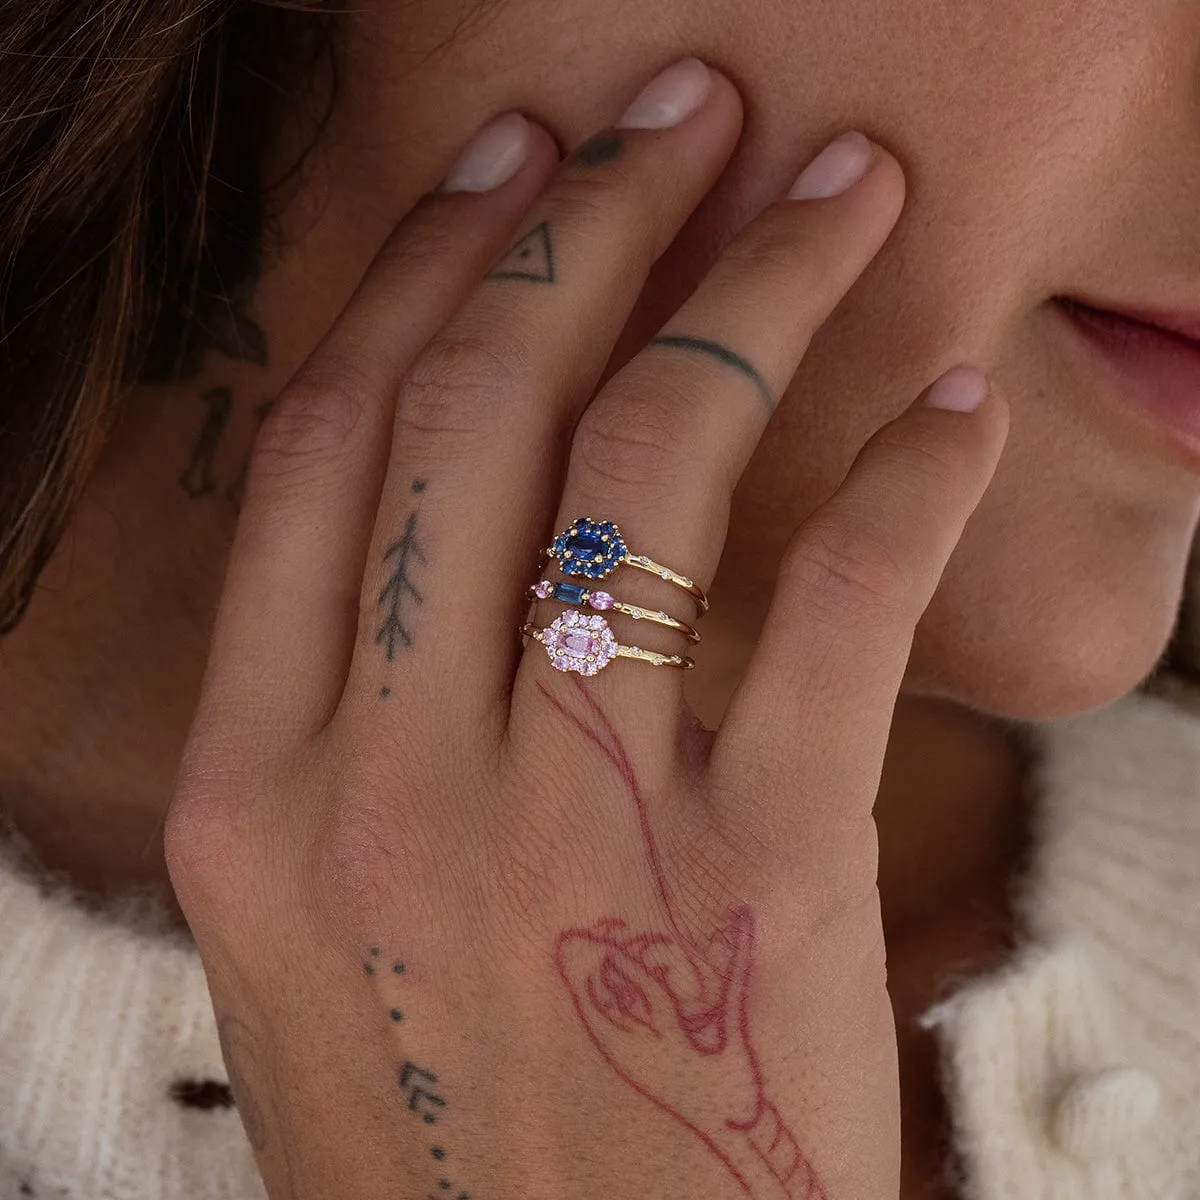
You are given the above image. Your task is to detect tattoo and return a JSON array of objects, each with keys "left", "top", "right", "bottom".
[
  {"left": 375, "top": 480, "right": 428, "bottom": 661},
  {"left": 216, "top": 1015, "right": 270, "bottom": 1152},
  {"left": 179, "top": 387, "right": 234, "bottom": 498},
  {"left": 649, "top": 334, "right": 776, "bottom": 413},
  {"left": 574, "top": 132, "right": 624, "bottom": 167},
  {"left": 178, "top": 391, "right": 272, "bottom": 510},
  {"left": 226, "top": 400, "right": 274, "bottom": 512},
  {"left": 485, "top": 221, "right": 556, "bottom": 284},
  {"left": 366, "top": 949, "right": 474, "bottom": 1199},
  {"left": 540, "top": 676, "right": 829, "bottom": 1200},
  {"left": 132, "top": 184, "right": 269, "bottom": 385}
]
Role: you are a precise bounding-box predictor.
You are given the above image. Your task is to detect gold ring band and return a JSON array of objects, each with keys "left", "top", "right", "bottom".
[
  {"left": 521, "top": 613, "right": 695, "bottom": 676},
  {"left": 527, "top": 581, "right": 701, "bottom": 643},
  {"left": 543, "top": 517, "right": 709, "bottom": 616}
]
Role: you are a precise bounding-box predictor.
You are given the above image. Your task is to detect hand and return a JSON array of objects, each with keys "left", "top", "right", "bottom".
[{"left": 166, "top": 58, "right": 1007, "bottom": 1200}]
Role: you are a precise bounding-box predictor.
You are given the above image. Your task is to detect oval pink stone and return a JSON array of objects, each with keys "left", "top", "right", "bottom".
[{"left": 562, "top": 631, "right": 597, "bottom": 657}]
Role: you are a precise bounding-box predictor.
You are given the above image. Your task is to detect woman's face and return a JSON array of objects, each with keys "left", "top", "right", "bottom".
[
  {"left": 361, "top": 0, "right": 1200, "bottom": 719},
  {"left": 629, "top": 0, "right": 1200, "bottom": 719}
]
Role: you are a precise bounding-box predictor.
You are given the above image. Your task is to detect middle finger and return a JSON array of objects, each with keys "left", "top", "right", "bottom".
[{"left": 342, "top": 60, "right": 744, "bottom": 729}]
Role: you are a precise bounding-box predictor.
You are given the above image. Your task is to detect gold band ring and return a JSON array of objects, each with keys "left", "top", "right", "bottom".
[
  {"left": 543, "top": 517, "right": 709, "bottom": 616},
  {"left": 527, "top": 580, "right": 701, "bottom": 643},
  {"left": 521, "top": 612, "right": 695, "bottom": 676}
]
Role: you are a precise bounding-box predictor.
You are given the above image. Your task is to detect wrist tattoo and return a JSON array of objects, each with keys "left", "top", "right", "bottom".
[{"left": 364, "top": 946, "right": 474, "bottom": 1200}]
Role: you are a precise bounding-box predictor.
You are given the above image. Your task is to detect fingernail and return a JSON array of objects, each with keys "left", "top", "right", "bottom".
[
  {"left": 441, "top": 112, "right": 533, "bottom": 193},
  {"left": 788, "top": 131, "right": 874, "bottom": 200},
  {"left": 616, "top": 58, "right": 712, "bottom": 130},
  {"left": 924, "top": 365, "right": 989, "bottom": 412}
]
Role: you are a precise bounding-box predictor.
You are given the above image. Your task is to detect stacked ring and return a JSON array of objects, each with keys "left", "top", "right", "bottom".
[
  {"left": 524, "top": 516, "right": 704, "bottom": 675},
  {"left": 540, "top": 517, "right": 709, "bottom": 616},
  {"left": 521, "top": 612, "right": 695, "bottom": 675},
  {"left": 527, "top": 579, "right": 701, "bottom": 643}
]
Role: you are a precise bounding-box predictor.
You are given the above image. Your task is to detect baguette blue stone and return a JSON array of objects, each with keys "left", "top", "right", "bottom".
[{"left": 552, "top": 582, "right": 588, "bottom": 605}]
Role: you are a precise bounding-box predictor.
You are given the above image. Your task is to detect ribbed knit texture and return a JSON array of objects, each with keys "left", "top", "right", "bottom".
[
  {"left": 1, "top": 690, "right": 1197, "bottom": 1199},
  {"left": 922, "top": 690, "right": 1200, "bottom": 1199}
]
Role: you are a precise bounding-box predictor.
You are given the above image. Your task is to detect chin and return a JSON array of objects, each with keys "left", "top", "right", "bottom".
[{"left": 902, "top": 556, "right": 1191, "bottom": 722}]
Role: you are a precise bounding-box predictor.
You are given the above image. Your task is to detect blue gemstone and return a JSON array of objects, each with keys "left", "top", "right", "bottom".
[
  {"left": 566, "top": 531, "right": 605, "bottom": 560},
  {"left": 552, "top": 582, "right": 588, "bottom": 605}
]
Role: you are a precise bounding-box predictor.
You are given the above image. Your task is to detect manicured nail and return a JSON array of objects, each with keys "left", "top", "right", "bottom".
[
  {"left": 616, "top": 59, "right": 712, "bottom": 130},
  {"left": 788, "top": 131, "right": 873, "bottom": 200},
  {"left": 924, "top": 365, "right": 989, "bottom": 412},
  {"left": 441, "top": 112, "right": 533, "bottom": 193}
]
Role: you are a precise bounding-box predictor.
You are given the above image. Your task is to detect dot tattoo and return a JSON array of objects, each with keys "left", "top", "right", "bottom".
[
  {"left": 367, "top": 948, "right": 475, "bottom": 1197},
  {"left": 573, "top": 132, "right": 624, "bottom": 167}
]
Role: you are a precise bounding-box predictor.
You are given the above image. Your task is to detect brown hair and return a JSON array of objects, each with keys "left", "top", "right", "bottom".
[
  {"left": 2, "top": 5, "right": 1199, "bottom": 689},
  {"left": 0, "top": 0, "right": 330, "bottom": 633}
]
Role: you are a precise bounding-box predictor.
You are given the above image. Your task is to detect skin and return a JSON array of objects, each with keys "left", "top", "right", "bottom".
[{"left": 0, "top": 0, "right": 1197, "bottom": 1195}]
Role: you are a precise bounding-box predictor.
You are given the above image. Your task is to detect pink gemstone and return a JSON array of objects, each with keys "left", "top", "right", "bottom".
[
  {"left": 589, "top": 591, "right": 614, "bottom": 611},
  {"left": 533, "top": 580, "right": 553, "bottom": 599},
  {"left": 562, "top": 631, "right": 597, "bottom": 657}
]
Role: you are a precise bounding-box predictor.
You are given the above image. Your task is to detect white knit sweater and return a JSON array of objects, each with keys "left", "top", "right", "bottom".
[{"left": 1, "top": 690, "right": 1198, "bottom": 1200}]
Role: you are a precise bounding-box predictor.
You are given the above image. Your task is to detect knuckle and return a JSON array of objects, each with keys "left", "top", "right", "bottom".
[
  {"left": 397, "top": 329, "right": 529, "bottom": 446},
  {"left": 542, "top": 178, "right": 656, "bottom": 261},
  {"left": 164, "top": 757, "right": 259, "bottom": 917},
  {"left": 720, "top": 204, "right": 806, "bottom": 277},
  {"left": 252, "top": 361, "right": 372, "bottom": 478},
  {"left": 870, "top": 421, "right": 965, "bottom": 494},
  {"left": 571, "top": 388, "right": 686, "bottom": 494},
  {"left": 783, "top": 516, "right": 914, "bottom": 620}
]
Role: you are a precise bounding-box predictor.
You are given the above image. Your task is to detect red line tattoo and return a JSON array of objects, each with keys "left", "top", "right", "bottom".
[{"left": 538, "top": 677, "right": 828, "bottom": 1200}]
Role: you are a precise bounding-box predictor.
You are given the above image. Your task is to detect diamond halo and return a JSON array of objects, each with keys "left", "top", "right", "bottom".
[{"left": 542, "top": 608, "right": 618, "bottom": 676}]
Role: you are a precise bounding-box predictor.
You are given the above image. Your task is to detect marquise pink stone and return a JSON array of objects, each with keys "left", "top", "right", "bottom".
[{"left": 588, "top": 591, "right": 615, "bottom": 611}]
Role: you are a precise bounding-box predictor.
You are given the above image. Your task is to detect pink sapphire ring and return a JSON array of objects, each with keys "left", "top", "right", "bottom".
[
  {"left": 521, "top": 610, "right": 695, "bottom": 676},
  {"left": 528, "top": 579, "right": 701, "bottom": 643}
]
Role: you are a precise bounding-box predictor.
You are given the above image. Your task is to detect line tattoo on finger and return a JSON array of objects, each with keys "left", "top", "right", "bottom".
[
  {"left": 649, "top": 334, "right": 776, "bottom": 413},
  {"left": 485, "top": 221, "right": 556, "bottom": 284},
  {"left": 376, "top": 479, "right": 428, "bottom": 664}
]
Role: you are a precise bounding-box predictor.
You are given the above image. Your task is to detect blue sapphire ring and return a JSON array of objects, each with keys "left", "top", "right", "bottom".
[
  {"left": 542, "top": 517, "right": 709, "bottom": 615},
  {"left": 527, "top": 579, "right": 701, "bottom": 643}
]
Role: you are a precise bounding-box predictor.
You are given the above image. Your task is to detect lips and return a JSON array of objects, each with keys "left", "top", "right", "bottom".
[{"left": 1055, "top": 295, "right": 1200, "bottom": 466}]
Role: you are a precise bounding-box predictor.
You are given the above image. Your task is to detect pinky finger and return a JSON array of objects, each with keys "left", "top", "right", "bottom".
[{"left": 711, "top": 366, "right": 1009, "bottom": 837}]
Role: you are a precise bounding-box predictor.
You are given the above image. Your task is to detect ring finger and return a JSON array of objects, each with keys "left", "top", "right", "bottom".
[
  {"left": 514, "top": 132, "right": 906, "bottom": 751},
  {"left": 340, "top": 60, "right": 744, "bottom": 733}
]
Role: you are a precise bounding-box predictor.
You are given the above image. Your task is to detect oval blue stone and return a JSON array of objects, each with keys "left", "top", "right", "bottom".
[{"left": 566, "top": 532, "right": 605, "bottom": 559}]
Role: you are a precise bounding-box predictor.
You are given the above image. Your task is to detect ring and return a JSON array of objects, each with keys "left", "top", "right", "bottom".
[
  {"left": 542, "top": 517, "right": 709, "bottom": 615},
  {"left": 521, "top": 611, "right": 696, "bottom": 675},
  {"left": 528, "top": 579, "right": 701, "bottom": 643}
]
